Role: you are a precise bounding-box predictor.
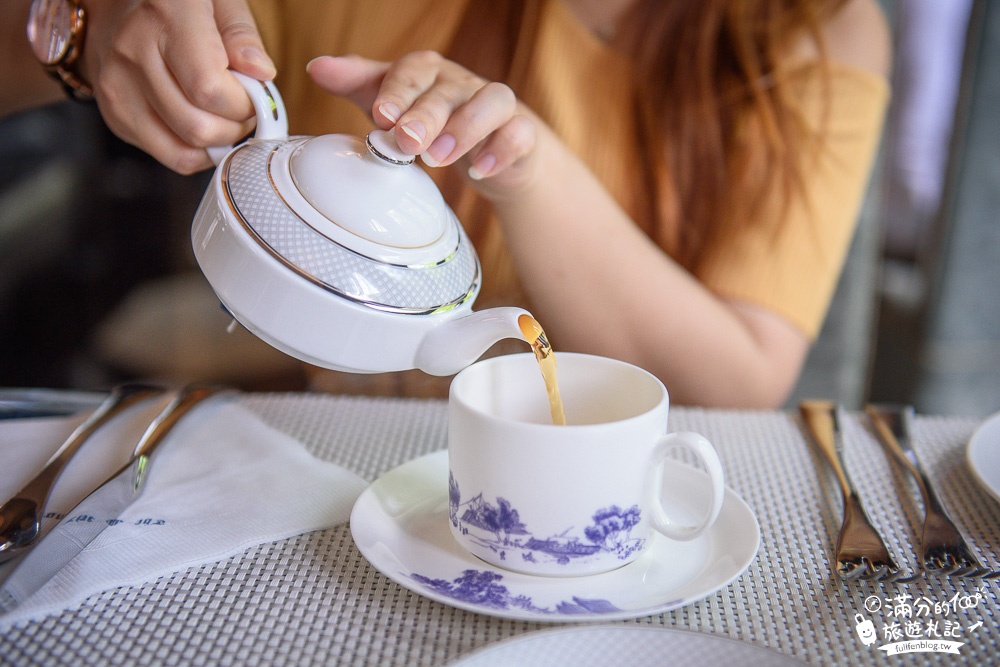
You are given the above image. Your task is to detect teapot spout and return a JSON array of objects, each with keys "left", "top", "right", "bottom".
[{"left": 415, "top": 307, "right": 532, "bottom": 376}]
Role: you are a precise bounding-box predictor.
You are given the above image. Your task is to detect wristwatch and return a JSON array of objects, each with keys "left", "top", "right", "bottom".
[{"left": 26, "top": 0, "right": 95, "bottom": 101}]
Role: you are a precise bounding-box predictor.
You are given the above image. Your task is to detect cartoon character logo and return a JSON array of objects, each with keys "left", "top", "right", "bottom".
[{"left": 855, "top": 613, "right": 877, "bottom": 646}]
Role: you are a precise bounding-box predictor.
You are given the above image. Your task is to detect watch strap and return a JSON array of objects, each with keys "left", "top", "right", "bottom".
[{"left": 49, "top": 64, "right": 95, "bottom": 102}]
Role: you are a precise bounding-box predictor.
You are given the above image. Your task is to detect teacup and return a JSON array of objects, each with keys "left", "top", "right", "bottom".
[{"left": 447, "top": 352, "right": 726, "bottom": 577}]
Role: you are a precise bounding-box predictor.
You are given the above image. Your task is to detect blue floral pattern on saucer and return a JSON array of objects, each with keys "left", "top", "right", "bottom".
[
  {"left": 411, "top": 569, "right": 621, "bottom": 615},
  {"left": 348, "top": 450, "right": 760, "bottom": 622}
]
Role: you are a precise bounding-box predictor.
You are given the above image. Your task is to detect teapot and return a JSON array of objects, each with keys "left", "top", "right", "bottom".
[{"left": 191, "top": 72, "right": 530, "bottom": 376}]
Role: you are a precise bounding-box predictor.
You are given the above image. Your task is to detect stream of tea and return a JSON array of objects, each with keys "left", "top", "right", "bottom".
[{"left": 518, "top": 314, "right": 566, "bottom": 426}]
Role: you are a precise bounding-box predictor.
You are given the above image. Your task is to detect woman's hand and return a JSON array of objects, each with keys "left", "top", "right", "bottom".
[
  {"left": 306, "top": 52, "right": 538, "bottom": 198},
  {"left": 80, "top": 0, "right": 275, "bottom": 174}
]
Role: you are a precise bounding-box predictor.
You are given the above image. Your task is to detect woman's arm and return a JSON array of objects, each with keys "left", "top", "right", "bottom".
[
  {"left": 309, "top": 53, "right": 802, "bottom": 407},
  {"left": 307, "top": 0, "right": 889, "bottom": 408},
  {"left": 485, "top": 123, "right": 812, "bottom": 408},
  {"left": 489, "top": 0, "right": 890, "bottom": 408}
]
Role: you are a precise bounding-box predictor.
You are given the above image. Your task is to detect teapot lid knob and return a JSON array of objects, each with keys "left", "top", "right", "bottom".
[{"left": 366, "top": 129, "right": 415, "bottom": 166}]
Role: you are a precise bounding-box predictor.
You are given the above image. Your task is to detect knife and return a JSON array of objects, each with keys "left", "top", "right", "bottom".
[
  {"left": 0, "top": 388, "right": 106, "bottom": 419},
  {"left": 0, "top": 383, "right": 166, "bottom": 563},
  {"left": 0, "top": 385, "right": 226, "bottom": 613}
]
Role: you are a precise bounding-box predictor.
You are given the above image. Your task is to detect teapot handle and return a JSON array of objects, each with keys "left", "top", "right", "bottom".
[{"left": 207, "top": 70, "right": 289, "bottom": 165}]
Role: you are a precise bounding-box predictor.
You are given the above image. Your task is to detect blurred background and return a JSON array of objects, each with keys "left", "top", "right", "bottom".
[{"left": 1, "top": 0, "right": 998, "bottom": 416}]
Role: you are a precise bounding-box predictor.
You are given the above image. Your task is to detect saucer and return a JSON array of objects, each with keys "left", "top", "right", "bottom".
[
  {"left": 968, "top": 411, "right": 1000, "bottom": 503},
  {"left": 446, "top": 626, "right": 803, "bottom": 666},
  {"left": 350, "top": 451, "right": 760, "bottom": 622}
]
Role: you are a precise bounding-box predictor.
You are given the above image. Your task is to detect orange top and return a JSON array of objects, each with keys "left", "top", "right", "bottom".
[{"left": 249, "top": 0, "right": 889, "bottom": 340}]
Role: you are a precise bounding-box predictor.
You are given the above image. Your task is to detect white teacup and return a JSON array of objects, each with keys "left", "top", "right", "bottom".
[{"left": 448, "top": 352, "right": 726, "bottom": 577}]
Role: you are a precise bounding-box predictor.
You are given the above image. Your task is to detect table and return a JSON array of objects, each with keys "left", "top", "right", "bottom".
[{"left": 1, "top": 393, "right": 998, "bottom": 666}]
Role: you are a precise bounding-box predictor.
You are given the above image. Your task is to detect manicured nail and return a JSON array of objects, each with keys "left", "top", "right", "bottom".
[
  {"left": 378, "top": 101, "right": 401, "bottom": 124},
  {"left": 420, "top": 133, "right": 456, "bottom": 168},
  {"left": 399, "top": 121, "right": 426, "bottom": 146},
  {"left": 468, "top": 153, "right": 497, "bottom": 181}
]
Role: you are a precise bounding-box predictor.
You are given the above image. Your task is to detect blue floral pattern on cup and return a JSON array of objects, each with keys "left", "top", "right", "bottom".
[{"left": 448, "top": 472, "right": 646, "bottom": 566}]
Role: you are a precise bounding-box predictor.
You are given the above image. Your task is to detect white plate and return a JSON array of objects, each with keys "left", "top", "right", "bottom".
[
  {"left": 446, "top": 626, "right": 803, "bottom": 666},
  {"left": 968, "top": 411, "right": 1000, "bottom": 503},
  {"left": 350, "top": 451, "right": 760, "bottom": 622}
]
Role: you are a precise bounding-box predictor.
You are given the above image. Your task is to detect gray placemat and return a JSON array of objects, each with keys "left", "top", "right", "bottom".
[{"left": 0, "top": 394, "right": 996, "bottom": 666}]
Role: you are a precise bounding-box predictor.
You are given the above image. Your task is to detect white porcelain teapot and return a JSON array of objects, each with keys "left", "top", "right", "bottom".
[{"left": 191, "top": 72, "right": 530, "bottom": 375}]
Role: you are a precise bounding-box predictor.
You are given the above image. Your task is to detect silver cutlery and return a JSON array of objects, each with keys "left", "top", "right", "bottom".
[
  {"left": 0, "top": 383, "right": 165, "bottom": 563},
  {"left": 0, "top": 388, "right": 105, "bottom": 419},
  {"left": 0, "top": 385, "right": 228, "bottom": 612},
  {"left": 800, "top": 400, "right": 916, "bottom": 582},
  {"left": 866, "top": 404, "right": 1000, "bottom": 580}
]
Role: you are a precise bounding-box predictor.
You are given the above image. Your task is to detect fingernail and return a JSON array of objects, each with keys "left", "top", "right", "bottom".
[
  {"left": 468, "top": 153, "right": 497, "bottom": 181},
  {"left": 378, "top": 102, "right": 401, "bottom": 124},
  {"left": 241, "top": 46, "right": 276, "bottom": 75},
  {"left": 420, "top": 133, "right": 456, "bottom": 168},
  {"left": 399, "top": 121, "right": 426, "bottom": 146}
]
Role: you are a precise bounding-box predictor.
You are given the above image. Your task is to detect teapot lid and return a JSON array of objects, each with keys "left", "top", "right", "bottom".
[
  {"left": 221, "top": 130, "right": 480, "bottom": 314},
  {"left": 287, "top": 130, "right": 446, "bottom": 252}
]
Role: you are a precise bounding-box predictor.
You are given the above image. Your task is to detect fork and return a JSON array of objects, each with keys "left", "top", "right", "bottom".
[
  {"left": 799, "top": 400, "right": 917, "bottom": 582},
  {"left": 0, "top": 383, "right": 165, "bottom": 563},
  {"left": 866, "top": 404, "right": 1000, "bottom": 580}
]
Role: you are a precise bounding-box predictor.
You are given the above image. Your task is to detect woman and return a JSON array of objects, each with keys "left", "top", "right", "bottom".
[{"left": 7, "top": 0, "right": 890, "bottom": 407}]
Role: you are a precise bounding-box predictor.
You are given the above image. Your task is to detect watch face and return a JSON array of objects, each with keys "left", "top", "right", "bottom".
[{"left": 27, "top": 0, "right": 76, "bottom": 66}]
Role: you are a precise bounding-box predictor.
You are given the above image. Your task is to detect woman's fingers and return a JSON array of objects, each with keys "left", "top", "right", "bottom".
[
  {"left": 376, "top": 51, "right": 468, "bottom": 151},
  {"left": 145, "top": 69, "right": 256, "bottom": 165},
  {"left": 215, "top": 0, "right": 276, "bottom": 82},
  {"left": 81, "top": 0, "right": 271, "bottom": 173},
  {"left": 306, "top": 55, "right": 392, "bottom": 121},
  {"left": 97, "top": 38, "right": 254, "bottom": 174},
  {"left": 420, "top": 81, "right": 517, "bottom": 167},
  {"left": 99, "top": 74, "right": 228, "bottom": 174},
  {"left": 467, "top": 113, "right": 537, "bottom": 181},
  {"left": 307, "top": 50, "right": 538, "bottom": 185},
  {"left": 160, "top": 0, "right": 254, "bottom": 121}
]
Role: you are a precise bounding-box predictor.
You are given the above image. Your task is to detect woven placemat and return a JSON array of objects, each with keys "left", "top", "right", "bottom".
[{"left": 0, "top": 394, "right": 996, "bottom": 666}]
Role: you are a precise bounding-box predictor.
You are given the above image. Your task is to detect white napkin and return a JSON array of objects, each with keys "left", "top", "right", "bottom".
[{"left": 0, "top": 395, "right": 369, "bottom": 627}]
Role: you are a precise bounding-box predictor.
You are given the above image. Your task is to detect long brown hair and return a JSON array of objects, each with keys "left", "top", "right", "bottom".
[{"left": 448, "top": 0, "right": 847, "bottom": 270}]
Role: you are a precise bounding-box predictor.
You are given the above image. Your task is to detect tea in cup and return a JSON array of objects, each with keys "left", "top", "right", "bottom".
[{"left": 447, "top": 352, "right": 725, "bottom": 577}]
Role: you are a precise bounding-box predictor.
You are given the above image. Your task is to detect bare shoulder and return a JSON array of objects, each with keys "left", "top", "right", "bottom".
[{"left": 820, "top": 0, "right": 892, "bottom": 77}]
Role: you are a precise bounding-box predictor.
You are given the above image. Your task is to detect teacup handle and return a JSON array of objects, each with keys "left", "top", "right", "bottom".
[
  {"left": 207, "top": 70, "right": 289, "bottom": 165},
  {"left": 648, "top": 431, "right": 726, "bottom": 541}
]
